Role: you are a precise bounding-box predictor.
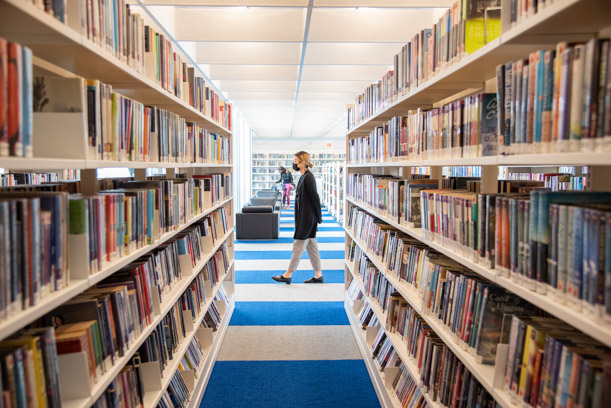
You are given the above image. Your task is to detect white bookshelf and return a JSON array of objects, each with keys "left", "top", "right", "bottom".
[
  {"left": 62, "top": 240, "right": 235, "bottom": 408},
  {"left": 347, "top": 0, "right": 611, "bottom": 139},
  {"left": 345, "top": 263, "right": 452, "bottom": 408},
  {"left": 345, "top": 227, "right": 515, "bottom": 408},
  {"left": 343, "top": 293, "right": 396, "bottom": 408},
  {"left": 321, "top": 161, "right": 345, "bottom": 224},
  {"left": 140, "top": 265, "right": 235, "bottom": 408},
  {"left": 345, "top": 195, "right": 611, "bottom": 349},
  {"left": 0, "top": 0, "right": 236, "bottom": 406},
  {"left": 347, "top": 152, "right": 611, "bottom": 168},
  {"left": 343, "top": 1, "right": 611, "bottom": 407},
  {"left": 251, "top": 153, "right": 345, "bottom": 195},
  {"left": 322, "top": 163, "right": 331, "bottom": 209},
  {"left": 186, "top": 298, "right": 235, "bottom": 408},
  {"left": 0, "top": 0, "right": 231, "bottom": 139},
  {"left": 0, "top": 196, "right": 234, "bottom": 340}
]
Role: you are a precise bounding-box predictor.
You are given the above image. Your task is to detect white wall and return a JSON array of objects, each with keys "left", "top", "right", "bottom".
[
  {"left": 147, "top": 6, "right": 177, "bottom": 38},
  {"left": 251, "top": 138, "right": 346, "bottom": 155},
  {"left": 232, "top": 108, "right": 253, "bottom": 213}
]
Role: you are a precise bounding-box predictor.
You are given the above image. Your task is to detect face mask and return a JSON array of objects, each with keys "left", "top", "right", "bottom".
[{"left": 292, "top": 163, "right": 300, "bottom": 171}]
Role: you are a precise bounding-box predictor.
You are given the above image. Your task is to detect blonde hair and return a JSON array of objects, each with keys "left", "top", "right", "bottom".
[{"left": 294, "top": 151, "right": 314, "bottom": 169}]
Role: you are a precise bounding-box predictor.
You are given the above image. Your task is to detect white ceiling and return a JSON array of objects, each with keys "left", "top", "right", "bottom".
[{"left": 141, "top": 0, "right": 452, "bottom": 140}]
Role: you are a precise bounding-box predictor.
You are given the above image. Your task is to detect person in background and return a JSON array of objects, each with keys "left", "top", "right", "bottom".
[
  {"left": 276, "top": 166, "right": 294, "bottom": 210},
  {"left": 272, "top": 151, "right": 324, "bottom": 284}
]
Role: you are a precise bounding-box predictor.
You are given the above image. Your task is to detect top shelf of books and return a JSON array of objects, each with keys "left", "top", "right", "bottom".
[
  {"left": 347, "top": 152, "right": 611, "bottom": 168},
  {"left": 0, "top": 0, "right": 232, "bottom": 136},
  {"left": 0, "top": 157, "right": 234, "bottom": 170},
  {"left": 346, "top": 0, "right": 611, "bottom": 138}
]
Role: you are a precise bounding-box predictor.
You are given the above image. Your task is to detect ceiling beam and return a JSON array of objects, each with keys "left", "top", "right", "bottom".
[
  {"left": 320, "top": 114, "right": 348, "bottom": 138},
  {"left": 289, "top": 0, "right": 314, "bottom": 139}
]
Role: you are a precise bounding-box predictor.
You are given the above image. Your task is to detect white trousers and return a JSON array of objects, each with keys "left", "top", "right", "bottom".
[{"left": 288, "top": 238, "right": 322, "bottom": 272}]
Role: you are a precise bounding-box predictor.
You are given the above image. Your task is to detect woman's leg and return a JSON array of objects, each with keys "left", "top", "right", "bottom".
[
  {"left": 286, "top": 185, "right": 292, "bottom": 208},
  {"left": 305, "top": 238, "right": 323, "bottom": 278},
  {"left": 282, "top": 239, "right": 306, "bottom": 278},
  {"left": 283, "top": 188, "right": 289, "bottom": 208}
]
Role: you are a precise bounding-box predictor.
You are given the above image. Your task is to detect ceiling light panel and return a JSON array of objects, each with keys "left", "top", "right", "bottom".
[
  {"left": 293, "top": 116, "right": 341, "bottom": 127},
  {"left": 300, "top": 64, "right": 388, "bottom": 81},
  {"left": 299, "top": 80, "right": 374, "bottom": 92},
  {"left": 294, "top": 100, "right": 348, "bottom": 109},
  {"left": 142, "top": 0, "right": 308, "bottom": 6},
  {"left": 295, "top": 117, "right": 345, "bottom": 128},
  {"left": 290, "top": 129, "right": 330, "bottom": 138},
  {"left": 313, "top": 0, "right": 454, "bottom": 7},
  {"left": 304, "top": 42, "right": 404, "bottom": 65},
  {"left": 293, "top": 105, "right": 344, "bottom": 117},
  {"left": 253, "top": 128, "right": 293, "bottom": 138},
  {"left": 174, "top": 8, "right": 305, "bottom": 41},
  {"left": 206, "top": 65, "right": 299, "bottom": 80},
  {"left": 233, "top": 100, "right": 296, "bottom": 109},
  {"left": 180, "top": 42, "right": 302, "bottom": 64},
  {"left": 240, "top": 115, "right": 294, "bottom": 124},
  {"left": 237, "top": 106, "right": 294, "bottom": 114},
  {"left": 297, "top": 91, "right": 359, "bottom": 101},
  {"left": 224, "top": 91, "right": 297, "bottom": 101},
  {"left": 309, "top": 8, "right": 441, "bottom": 42},
  {"left": 215, "top": 80, "right": 297, "bottom": 92}
]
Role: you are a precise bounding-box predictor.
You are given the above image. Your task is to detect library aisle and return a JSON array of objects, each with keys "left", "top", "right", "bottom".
[{"left": 201, "top": 206, "right": 381, "bottom": 408}]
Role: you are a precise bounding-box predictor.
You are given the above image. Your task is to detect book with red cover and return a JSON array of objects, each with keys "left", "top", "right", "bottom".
[
  {"left": 7, "top": 42, "right": 21, "bottom": 157},
  {"left": 0, "top": 39, "right": 7, "bottom": 157},
  {"left": 55, "top": 330, "right": 95, "bottom": 384}
]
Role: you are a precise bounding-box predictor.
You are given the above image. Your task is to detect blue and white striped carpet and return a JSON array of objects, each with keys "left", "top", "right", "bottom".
[{"left": 201, "top": 205, "right": 380, "bottom": 408}]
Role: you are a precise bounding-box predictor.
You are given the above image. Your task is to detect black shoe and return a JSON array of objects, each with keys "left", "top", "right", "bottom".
[
  {"left": 304, "top": 276, "right": 324, "bottom": 283},
  {"left": 272, "top": 275, "right": 292, "bottom": 285}
]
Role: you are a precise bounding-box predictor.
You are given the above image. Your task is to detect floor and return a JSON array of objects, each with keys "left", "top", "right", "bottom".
[{"left": 200, "top": 204, "right": 380, "bottom": 408}]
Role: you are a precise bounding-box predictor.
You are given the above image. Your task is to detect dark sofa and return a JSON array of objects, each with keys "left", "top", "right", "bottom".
[{"left": 235, "top": 191, "right": 281, "bottom": 239}]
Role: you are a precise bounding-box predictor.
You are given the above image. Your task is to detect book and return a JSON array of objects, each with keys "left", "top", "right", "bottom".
[
  {"left": 464, "top": 0, "right": 501, "bottom": 55},
  {"left": 474, "top": 286, "right": 538, "bottom": 364},
  {"left": 0, "top": 39, "right": 7, "bottom": 157},
  {"left": 32, "top": 76, "right": 231, "bottom": 162},
  {"left": 489, "top": 39, "right": 611, "bottom": 154},
  {"left": 348, "top": 93, "right": 497, "bottom": 164},
  {"left": 6, "top": 42, "right": 22, "bottom": 158},
  {"left": 0, "top": 335, "right": 48, "bottom": 408},
  {"left": 22, "top": 327, "right": 61, "bottom": 408}
]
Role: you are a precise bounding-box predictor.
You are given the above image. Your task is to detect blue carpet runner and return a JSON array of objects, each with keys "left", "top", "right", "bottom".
[
  {"left": 280, "top": 226, "right": 344, "bottom": 231},
  {"left": 235, "top": 250, "right": 344, "bottom": 260},
  {"left": 203, "top": 360, "right": 380, "bottom": 408},
  {"left": 236, "top": 237, "right": 345, "bottom": 244},
  {"left": 235, "top": 269, "right": 345, "bottom": 284},
  {"left": 229, "top": 301, "right": 349, "bottom": 326},
  {"left": 200, "top": 204, "right": 380, "bottom": 408}
]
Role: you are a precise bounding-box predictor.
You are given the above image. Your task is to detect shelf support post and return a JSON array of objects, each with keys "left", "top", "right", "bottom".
[
  {"left": 80, "top": 169, "right": 98, "bottom": 195},
  {"left": 182, "top": 168, "right": 195, "bottom": 179},
  {"left": 400, "top": 166, "right": 413, "bottom": 180},
  {"left": 134, "top": 168, "right": 147, "bottom": 181},
  {"left": 480, "top": 165, "right": 499, "bottom": 194},
  {"left": 166, "top": 167, "right": 177, "bottom": 178},
  {"left": 430, "top": 166, "right": 442, "bottom": 183},
  {"left": 587, "top": 166, "right": 611, "bottom": 191}
]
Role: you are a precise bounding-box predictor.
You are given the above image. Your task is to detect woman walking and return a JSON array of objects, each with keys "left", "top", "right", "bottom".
[
  {"left": 272, "top": 151, "right": 324, "bottom": 284},
  {"left": 276, "top": 166, "right": 294, "bottom": 210}
]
